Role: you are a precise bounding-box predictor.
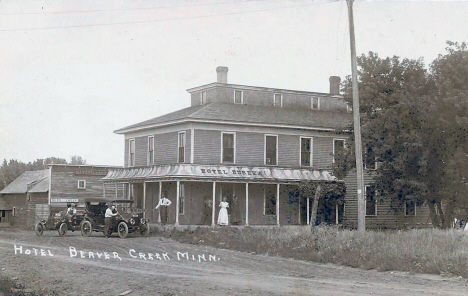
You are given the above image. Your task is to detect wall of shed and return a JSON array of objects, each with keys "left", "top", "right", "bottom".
[{"left": 0, "top": 193, "right": 27, "bottom": 228}]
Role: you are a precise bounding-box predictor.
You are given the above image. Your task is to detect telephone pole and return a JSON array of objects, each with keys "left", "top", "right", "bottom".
[{"left": 347, "top": 0, "right": 366, "bottom": 234}]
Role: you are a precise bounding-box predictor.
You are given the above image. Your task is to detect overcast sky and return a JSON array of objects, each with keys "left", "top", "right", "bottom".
[{"left": 1, "top": 0, "right": 467, "bottom": 166}]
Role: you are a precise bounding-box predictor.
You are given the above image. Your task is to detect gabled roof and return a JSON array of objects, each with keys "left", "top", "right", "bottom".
[
  {"left": 0, "top": 169, "right": 49, "bottom": 194},
  {"left": 115, "top": 102, "right": 352, "bottom": 134}
]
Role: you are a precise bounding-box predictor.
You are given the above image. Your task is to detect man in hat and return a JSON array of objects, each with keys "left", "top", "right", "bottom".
[
  {"left": 104, "top": 203, "right": 118, "bottom": 238},
  {"left": 66, "top": 203, "right": 77, "bottom": 223}
]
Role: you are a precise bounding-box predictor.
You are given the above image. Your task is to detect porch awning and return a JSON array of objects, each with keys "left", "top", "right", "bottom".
[{"left": 102, "top": 164, "right": 339, "bottom": 183}]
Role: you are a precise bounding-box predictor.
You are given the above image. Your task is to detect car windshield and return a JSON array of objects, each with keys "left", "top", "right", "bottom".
[{"left": 114, "top": 202, "right": 134, "bottom": 213}]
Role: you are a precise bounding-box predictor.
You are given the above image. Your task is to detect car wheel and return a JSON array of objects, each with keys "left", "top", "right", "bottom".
[
  {"left": 35, "top": 223, "right": 44, "bottom": 237},
  {"left": 58, "top": 223, "right": 67, "bottom": 237},
  {"left": 139, "top": 224, "right": 150, "bottom": 237},
  {"left": 81, "top": 220, "right": 92, "bottom": 237},
  {"left": 118, "top": 222, "right": 128, "bottom": 238}
]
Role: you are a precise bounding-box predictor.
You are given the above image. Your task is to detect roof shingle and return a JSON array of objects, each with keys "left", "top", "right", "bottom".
[
  {"left": 115, "top": 102, "right": 352, "bottom": 133},
  {"left": 0, "top": 169, "right": 49, "bottom": 194}
]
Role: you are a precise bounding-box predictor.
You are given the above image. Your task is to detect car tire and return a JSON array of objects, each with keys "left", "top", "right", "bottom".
[
  {"left": 139, "top": 224, "right": 150, "bottom": 237},
  {"left": 118, "top": 222, "right": 128, "bottom": 239},
  {"left": 58, "top": 222, "right": 67, "bottom": 237},
  {"left": 81, "top": 220, "right": 92, "bottom": 237},
  {"left": 35, "top": 223, "right": 44, "bottom": 237}
]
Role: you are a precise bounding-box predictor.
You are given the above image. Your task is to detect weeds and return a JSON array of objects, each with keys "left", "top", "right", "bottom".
[{"left": 154, "top": 226, "right": 468, "bottom": 278}]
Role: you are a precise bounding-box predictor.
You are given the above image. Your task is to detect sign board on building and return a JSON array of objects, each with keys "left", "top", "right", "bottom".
[{"left": 51, "top": 198, "right": 79, "bottom": 203}]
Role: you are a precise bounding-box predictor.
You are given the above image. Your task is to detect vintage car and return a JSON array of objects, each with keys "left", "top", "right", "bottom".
[
  {"left": 35, "top": 204, "right": 85, "bottom": 237},
  {"left": 80, "top": 197, "right": 150, "bottom": 238}
]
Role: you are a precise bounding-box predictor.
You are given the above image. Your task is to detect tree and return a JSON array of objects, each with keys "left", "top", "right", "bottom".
[
  {"left": 295, "top": 181, "right": 345, "bottom": 226},
  {"left": 334, "top": 42, "right": 468, "bottom": 228},
  {"left": 70, "top": 155, "right": 86, "bottom": 165}
]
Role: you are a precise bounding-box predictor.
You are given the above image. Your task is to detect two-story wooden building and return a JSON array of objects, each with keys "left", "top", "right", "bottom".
[{"left": 103, "top": 67, "right": 352, "bottom": 226}]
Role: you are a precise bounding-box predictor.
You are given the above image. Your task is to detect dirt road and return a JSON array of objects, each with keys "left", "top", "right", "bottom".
[{"left": 0, "top": 229, "right": 467, "bottom": 296}]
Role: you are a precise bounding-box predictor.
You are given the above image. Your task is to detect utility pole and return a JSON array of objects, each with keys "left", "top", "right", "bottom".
[{"left": 347, "top": 0, "right": 366, "bottom": 234}]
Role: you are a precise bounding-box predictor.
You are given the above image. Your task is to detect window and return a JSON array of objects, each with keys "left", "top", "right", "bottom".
[
  {"left": 77, "top": 180, "right": 86, "bottom": 189},
  {"left": 405, "top": 200, "right": 416, "bottom": 216},
  {"left": 234, "top": 90, "right": 243, "bottom": 104},
  {"left": 365, "top": 185, "right": 377, "bottom": 216},
  {"left": 274, "top": 94, "right": 282, "bottom": 107},
  {"left": 264, "top": 187, "right": 276, "bottom": 215},
  {"left": 365, "top": 145, "right": 377, "bottom": 170},
  {"left": 222, "top": 133, "right": 235, "bottom": 163},
  {"left": 201, "top": 91, "right": 206, "bottom": 104},
  {"left": 12, "top": 207, "right": 16, "bottom": 217},
  {"left": 333, "top": 139, "right": 345, "bottom": 163},
  {"left": 265, "top": 135, "right": 278, "bottom": 165},
  {"left": 148, "top": 136, "right": 154, "bottom": 165},
  {"left": 178, "top": 132, "right": 186, "bottom": 163},
  {"left": 312, "top": 97, "right": 320, "bottom": 109},
  {"left": 179, "top": 183, "right": 185, "bottom": 215},
  {"left": 300, "top": 137, "right": 312, "bottom": 166},
  {"left": 129, "top": 139, "right": 135, "bottom": 167}
]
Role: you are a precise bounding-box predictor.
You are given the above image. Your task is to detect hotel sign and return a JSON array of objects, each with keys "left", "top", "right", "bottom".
[{"left": 199, "top": 167, "right": 267, "bottom": 177}]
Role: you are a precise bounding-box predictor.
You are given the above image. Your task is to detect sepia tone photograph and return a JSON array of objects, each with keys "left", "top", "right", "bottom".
[{"left": 1, "top": 0, "right": 467, "bottom": 295}]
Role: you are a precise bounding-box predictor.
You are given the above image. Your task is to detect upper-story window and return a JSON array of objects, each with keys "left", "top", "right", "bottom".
[
  {"left": 333, "top": 139, "right": 345, "bottom": 163},
  {"left": 178, "top": 132, "right": 186, "bottom": 163},
  {"left": 365, "top": 185, "right": 377, "bottom": 216},
  {"left": 274, "top": 94, "right": 282, "bottom": 107},
  {"left": 201, "top": 91, "right": 207, "bottom": 104},
  {"left": 300, "top": 137, "right": 313, "bottom": 167},
  {"left": 265, "top": 135, "right": 278, "bottom": 166},
  {"left": 77, "top": 180, "right": 86, "bottom": 189},
  {"left": 222, "top": 132, "right": 235, "bottom": 163},
  {"left": 312, "top": 97, "right": 320, "bottom": 110},
  {"left": 234, "top": 90, "right": 243, "bottom": 104},
  {"left": 129, "top": 139, "right": 135, "bottom": 167},
  {"left": 148, "top": 136, "right": 154, "bottom": 165}
]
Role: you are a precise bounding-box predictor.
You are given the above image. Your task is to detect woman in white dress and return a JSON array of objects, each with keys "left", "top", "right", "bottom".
[{"left": 217, "top": 197, "right": 229, "bottom": 226}]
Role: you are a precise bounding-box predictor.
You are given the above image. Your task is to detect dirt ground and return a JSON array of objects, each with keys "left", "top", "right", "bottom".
[{"left": 0, "top": 229, "right": 467, "bottom": 296}]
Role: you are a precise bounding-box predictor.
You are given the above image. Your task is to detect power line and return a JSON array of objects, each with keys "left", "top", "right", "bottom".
[
  {"left": 0, "top": 0, "right": 339, "bottom": 32},
  {"left": 0, "top": 0, "right": 263, "bottom": 16}
]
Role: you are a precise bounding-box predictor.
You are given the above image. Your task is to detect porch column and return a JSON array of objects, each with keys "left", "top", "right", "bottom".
[
  {"left": 307, "top": 197, "right": 310, "bottom": 225},
  {"left": 158, "top": 181, "right": 162, "bottom": 223},
  {"left": 115, "top": 183, "right": 118, "bottom": 198},
  {"left": 143, "top": 181, "right": 146, "bottom": 219},
  {"left": 175, "top": 180, "right": 180, "bottom": 226},
  {"left": 336, "top": 203, "right": 339, "bottom": 225},
  {"left": 245, "top": 182, "right": 249, "bottom": 226},
  {"left": 103, "top": 184, "right": 106, "bottom": 198},
  {"left": 212, "top": 181, "right": 216, "bottom": 227},
  {"left": 276, "top": 183, "right": 280, "bottom": 226}
]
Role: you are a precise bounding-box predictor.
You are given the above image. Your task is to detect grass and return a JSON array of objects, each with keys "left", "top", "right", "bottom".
[{"left": 154, "top": 226, "right": 468, "bottom": 278}]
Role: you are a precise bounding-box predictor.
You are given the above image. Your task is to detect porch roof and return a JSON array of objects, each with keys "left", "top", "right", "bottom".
[{"left": 102, "top": 164, "right": 339, "bottom": 183}]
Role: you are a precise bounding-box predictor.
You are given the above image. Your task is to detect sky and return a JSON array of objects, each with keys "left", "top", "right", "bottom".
[{"left": 0, "top": 0, "right": 467, "bottom": 166}]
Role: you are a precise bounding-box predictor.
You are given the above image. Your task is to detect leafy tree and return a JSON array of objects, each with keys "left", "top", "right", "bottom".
[
  {"left": 334, "top": 42, "right": 468, "bottom": 228},
  {"left": 295, "top": 181, "right": 345, "bottom": 226},
  {"left": 70, "top": 155, "right": 86, "bottom": 165}
]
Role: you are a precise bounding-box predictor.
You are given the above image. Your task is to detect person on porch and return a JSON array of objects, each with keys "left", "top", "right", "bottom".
[
  {"left": 155, "top": 195, "right": 172, "bottom": 224},
  {"left": 217, "top": 196, "right": 229, "bottom": 226}
]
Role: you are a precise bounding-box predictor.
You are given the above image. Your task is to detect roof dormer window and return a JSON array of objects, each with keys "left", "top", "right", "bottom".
[
  {"left": 274, "top": 94, "right": 282, "bottom": 107},
  {"left": 234, "top": 90, "right": 243, "bottom": 104}
]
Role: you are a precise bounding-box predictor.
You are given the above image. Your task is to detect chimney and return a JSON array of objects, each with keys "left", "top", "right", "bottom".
[
  {"left": 329, "top": 76, "right": 341, "bottom": 95},
  {"left": 216, "top": 66, "right": 228, "bottom": 83}
]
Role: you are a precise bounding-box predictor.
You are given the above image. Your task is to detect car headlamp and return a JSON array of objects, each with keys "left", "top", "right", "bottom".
[{"left": 129, "top": 218, "right": 135, "bottom": 225}]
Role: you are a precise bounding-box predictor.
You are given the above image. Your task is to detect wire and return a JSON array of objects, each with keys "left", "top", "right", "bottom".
[
  {"left": 0, "top": 0, "right": 263, "bottom": 16},
  {"left": 0, "top": 0, "right": 340, "bottom": 32}
]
